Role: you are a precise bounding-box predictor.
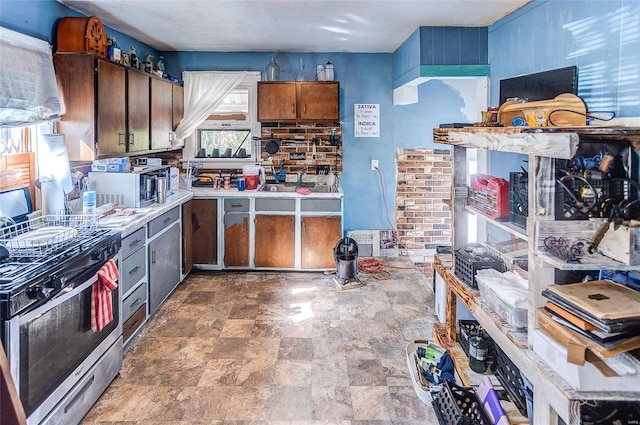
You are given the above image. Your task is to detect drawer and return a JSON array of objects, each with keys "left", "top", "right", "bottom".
[
  {"left": 255, "top": 198, "right": 295, "bottom": 212},
  {"left": 120, "top": 248, "right": 146, "bottom": 295},
  {"left": 123, "top": 283, "right": 147, "bottom": 322},
  {"left": 301, "top": 198, "right": 342, "bottom": 212},
  {"left": 121, "top": 227, "right": 146, "bottom": 259},
  {"left": 148, "top": 206, "right": 180, "bottom": 238},
  {"left": 123, "top": 305, "right": 146, "bottom": 343},
  {"left": 224, "top": 198, "right": 249, "bottom": 212}
]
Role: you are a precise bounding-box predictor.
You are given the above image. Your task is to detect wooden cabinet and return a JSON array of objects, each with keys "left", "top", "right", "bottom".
[
  {"left": 301, "top": 216, "right": 341, "bottom": 269},
  {"left": 223, "top": 199, "right": 250, "bottom": 267},
  {"left": 54, "top": 54, "right": 183, "bottom": 159},
  {"left": 127, "top": 70, "right": 150, "bottom": 153},
  {"left": 54, "top": 55, "right": 126, "bottom": 160},
  {"left": 150, "top": 78, "right": 173, "bottom": 150},
  {"left": 191, "top": 199, "right": 218, "bottom": 265},
  {"left": 255, "top": 215, "right": 295, "bottom": 268},
  {"left": 257, "top": 81, "right": 339, "bottom": 122}
]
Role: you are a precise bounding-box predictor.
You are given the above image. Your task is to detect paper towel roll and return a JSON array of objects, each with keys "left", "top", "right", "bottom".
[{"left": 41, "top": 179, "right": 66, "bottom": 216}]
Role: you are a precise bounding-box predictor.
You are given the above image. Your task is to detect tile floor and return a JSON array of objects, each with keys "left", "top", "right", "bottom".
[{"left": 82, "top": 257, "right": 440, "bottom": 424}]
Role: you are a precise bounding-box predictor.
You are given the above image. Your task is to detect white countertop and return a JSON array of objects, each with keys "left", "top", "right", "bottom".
[
  {"left": 96, "top": 189, "right": 193, "bottom": 237},
  {"left": 188, "top": 185, "right": 343, "bottom": 199}
]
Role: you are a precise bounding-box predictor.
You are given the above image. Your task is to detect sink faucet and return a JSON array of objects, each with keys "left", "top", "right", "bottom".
[{"left": 297, "top": 170, "right": 306, "bottom": 184}]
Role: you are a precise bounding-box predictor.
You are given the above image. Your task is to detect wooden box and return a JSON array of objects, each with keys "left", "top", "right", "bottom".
[
  {"left": 56, "top": 16, "right": 107, "bottom": 58},
  {"left": 598, "top": 221, "right": 640, "bottom": 265}
]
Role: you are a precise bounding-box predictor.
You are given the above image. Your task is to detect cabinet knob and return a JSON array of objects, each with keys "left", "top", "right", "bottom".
[{"left": 119, "top": 132, "right": 126, "bottom": 145}]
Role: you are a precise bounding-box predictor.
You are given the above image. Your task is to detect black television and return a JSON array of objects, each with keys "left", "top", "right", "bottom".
[{"left": 499, "top": 66, "right": 578, "bottom": 106}]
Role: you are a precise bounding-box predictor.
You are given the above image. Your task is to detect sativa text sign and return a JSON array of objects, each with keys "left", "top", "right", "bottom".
[{"left": 354, "top": 104, "right": 380, "bottom": 137}]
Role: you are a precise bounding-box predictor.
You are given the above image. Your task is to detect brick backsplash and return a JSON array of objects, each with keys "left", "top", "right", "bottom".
[
  {"left": 261, "top": 123, "right": 342, "bottom": 177},
  {"left": 396, "top": 148, "right": 452, "bottom": 279}
]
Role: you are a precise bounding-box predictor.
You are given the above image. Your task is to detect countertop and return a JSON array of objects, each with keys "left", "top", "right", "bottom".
[
  {"left": 96, "top": 189, "right": 193, "bottom": 237},
  {"left": 188, "top": 184, "right": 343, "bottom": 199}
]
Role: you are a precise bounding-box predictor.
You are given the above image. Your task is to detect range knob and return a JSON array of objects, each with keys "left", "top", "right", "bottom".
[{"left": 27, "top": 285, "right": 53, "bottom": 300}]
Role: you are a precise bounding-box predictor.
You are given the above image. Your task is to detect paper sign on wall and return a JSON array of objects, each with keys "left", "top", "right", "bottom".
[{"left": 354, "top": 104, "right": 380, "bottom": 137}]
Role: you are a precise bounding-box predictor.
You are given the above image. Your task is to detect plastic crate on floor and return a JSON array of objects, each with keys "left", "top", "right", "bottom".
[
  {"left": 432, "top": 380, "right": 493, "bottom": 425},
  {"left": 492, "top": 343, "right": 528, "bottom": 416},
  {"left": 454, "top": 247, "right": 505, "bottom": 289}
]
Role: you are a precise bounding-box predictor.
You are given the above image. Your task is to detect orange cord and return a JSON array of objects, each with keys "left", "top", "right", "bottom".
[{"left": 357, "top": 258, "right": 414, "bottom": 280}]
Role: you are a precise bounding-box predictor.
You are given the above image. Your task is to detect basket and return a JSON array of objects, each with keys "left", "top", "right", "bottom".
[
  {"left": 457, "top": 320, "right": 494, "bottom": 362},
  {"left": 454, "top": 246, "right": 505, "bottom": 289},
  {"left": 509, "top": 171, "right": 528, "bottom": 229},
  {"left": 405, "top": 340, "right": 447, "bottom": 404},
  {"left": 0, "top": 214, "right": 98, "bottom": 260},
  {"left": 492, "top": 343, "right": 527, "bottom": 416},
  {"left": 432, "top": 380, "right": 493, "bottom": 425}
]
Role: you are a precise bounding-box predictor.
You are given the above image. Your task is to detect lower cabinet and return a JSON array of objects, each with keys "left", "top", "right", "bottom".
[
  {"left": 182, "top": 200, "right": 193, "bottom": 275},
  {"left": 120, "top": 227, "right": 147, "bottom": 344},
  {"left": 148, "top": 207, "right": 181, "bottom": 314},
  {"left": 255, "top": 214, "right": 295, "bottom": 267},
  {"left": 223, "top": 199, "right": 250, "bottom": 267},
  {"left": 301, "top": 215, "right": 342, "bottom": 269},
  {"left": 191, "top": 199, "right": 218, "bottom": 265}
]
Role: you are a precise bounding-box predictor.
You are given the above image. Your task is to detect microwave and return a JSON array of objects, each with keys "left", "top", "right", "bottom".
[{"left": 88, "top": 166, "right": 171, "bottom": 207}]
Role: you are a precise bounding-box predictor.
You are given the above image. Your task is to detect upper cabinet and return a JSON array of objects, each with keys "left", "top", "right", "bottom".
[
  {"left": 54, "top": 54, "right": 183, "bottom": 160},
  {"left": 257, "top": 81, "right": 339, "bottom": 122}
]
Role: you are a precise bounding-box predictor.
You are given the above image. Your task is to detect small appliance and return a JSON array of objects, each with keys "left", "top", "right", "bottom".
[
  {"left": 88, "top": 166, "right": 170, "bottom": 207},
  {"left": 333, "top": 237, "right": 363, "bottom": 290}
]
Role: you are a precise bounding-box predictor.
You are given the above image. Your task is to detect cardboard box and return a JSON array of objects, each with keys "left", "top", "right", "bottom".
[{"left": 533, "top": 330, "right": 639, "bottom": 391}]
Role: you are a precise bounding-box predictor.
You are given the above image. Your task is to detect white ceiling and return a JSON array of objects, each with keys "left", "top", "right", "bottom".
[{"left": 58, "top": 0, "right": 530, "bottom": 53}]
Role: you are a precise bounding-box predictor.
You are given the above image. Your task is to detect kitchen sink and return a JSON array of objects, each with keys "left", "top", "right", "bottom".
[{"left": 260, "top": 183, "right": 336, "bottom": 193}]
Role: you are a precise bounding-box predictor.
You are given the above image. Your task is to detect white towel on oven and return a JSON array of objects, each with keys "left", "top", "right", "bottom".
[{"left": 91, "top": 259, "right": 119, "bottom": 332}]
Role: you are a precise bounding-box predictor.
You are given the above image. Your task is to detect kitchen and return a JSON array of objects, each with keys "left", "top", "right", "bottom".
[{"left": 2, "top": 0, "right": 640, "bottom": 424}]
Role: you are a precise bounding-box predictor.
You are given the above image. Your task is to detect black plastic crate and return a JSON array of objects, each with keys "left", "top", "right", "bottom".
[
  {"left": 432, "top": 380, "right": 493, "bottom": 425},
  {"left": 509, "top": 171, "right": 528, "bottom": 229},
  {"left": 457, "top": 320, "right": 494, "bottom": 362},
  {"left": 454, "top": 247, "right": 505, "bottom": 289},
  {"left": 555, "top": 176, "right": 611, "bottom": 220},
  {"left": 492, "top": 343, "right": 527, "bottom": 416}
]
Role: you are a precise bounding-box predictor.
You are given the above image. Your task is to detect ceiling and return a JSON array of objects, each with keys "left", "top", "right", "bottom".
[{"left": 58, "top": 0, "right": 530, "bottom": 53}]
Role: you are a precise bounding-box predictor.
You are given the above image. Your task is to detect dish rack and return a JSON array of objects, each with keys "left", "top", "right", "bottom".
[{"left": 0, "top": 214, "right": 98, "bottom": 260}]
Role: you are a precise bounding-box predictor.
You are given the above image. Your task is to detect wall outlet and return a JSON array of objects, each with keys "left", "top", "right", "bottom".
[{"left": 371, "top": 159, "right": 378, "bottom": 170}]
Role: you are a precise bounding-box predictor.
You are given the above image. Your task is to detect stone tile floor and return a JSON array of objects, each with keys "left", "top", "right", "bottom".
[{"left": 82, "top": 257, "right": 440, "bottom": 424}]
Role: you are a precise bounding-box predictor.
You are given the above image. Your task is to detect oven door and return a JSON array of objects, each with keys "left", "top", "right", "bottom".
[{"left": 5, "top": 256, "right": 122, "bottom": 424}]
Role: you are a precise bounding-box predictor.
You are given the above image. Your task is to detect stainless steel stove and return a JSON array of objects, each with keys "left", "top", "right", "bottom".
[{"left": 0, "top": 212, "right": 123, "bottom": 425}]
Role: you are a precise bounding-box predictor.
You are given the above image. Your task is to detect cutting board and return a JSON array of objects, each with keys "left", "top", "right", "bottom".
[{"left": 545, "top": 280, "right": 640, "bottom": 321}]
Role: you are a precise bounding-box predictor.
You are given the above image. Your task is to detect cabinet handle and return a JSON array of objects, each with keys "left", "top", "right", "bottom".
[
  {"left": 303, "top": 104, "right": 307, "bottom": 114},
  {"left": 163, "top": 217, "right": 172, "bottom": 224},
  {"left": 291, "top": 104, "right": 295, "bottom": 114},
  {"left": 128, "top": 265, "right": 140, "bottom": 275},
  {"left": 130, "top": 297, "right": 142, "bottom": 309},
  {"left": 119, "top": 132, "right": 126, "bottom": 145},
  {"left": 128, "top": 239, "right": 141, "bottom": 249},
  {"left": 151, "top": 250, "right": 156, "bottom": 264},
  {"left": 129, "top": 132, "right": 134, "bottom": 145}
]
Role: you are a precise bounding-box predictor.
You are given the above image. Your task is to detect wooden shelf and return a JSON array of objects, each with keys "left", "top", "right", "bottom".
[{"left": 465, "top": 205, "right": 528, "bottom": 240}]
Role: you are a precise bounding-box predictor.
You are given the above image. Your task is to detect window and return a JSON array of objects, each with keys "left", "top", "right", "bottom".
[{"left": 182, "top": 72, "right": 260, "bottom": 168}]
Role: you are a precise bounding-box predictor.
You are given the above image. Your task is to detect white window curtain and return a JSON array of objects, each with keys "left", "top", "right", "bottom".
[
  {"left": 0, "top": 26, "right": 62, "bottom": 127},
  {"left": 174, "top": 71, "right": 248, "bottom": 141}
]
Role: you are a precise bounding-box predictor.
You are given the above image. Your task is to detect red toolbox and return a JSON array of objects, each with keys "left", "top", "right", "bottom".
[{"left": 469, "top": 174, "right": 510, "bottom": 219}]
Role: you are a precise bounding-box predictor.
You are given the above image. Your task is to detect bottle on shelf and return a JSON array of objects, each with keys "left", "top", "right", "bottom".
[
  {"left": 107, "top": 37, "right": 121, "bottom": 64},
  {"left": 324, "top": 61, "right": 334, "bottom": 81},
  {"left": 264, "top": 57, "right": 280, "bottom": 81},
  {"left": 295, "top": 59, "right": 306, "bottom": 82},
  {"left": 129, "top": 46, "right": 139, "bottom": 69},
  {"left": 157, "top": 55, "right": 165, "bottom": 77},
  {"left": 144, "top": 54, "right": 154, "bottom": 73}
]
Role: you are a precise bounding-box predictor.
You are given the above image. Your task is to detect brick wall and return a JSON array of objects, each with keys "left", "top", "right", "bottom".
[{"left": 396, "top": 148, "right": 452, "bottom": 280}]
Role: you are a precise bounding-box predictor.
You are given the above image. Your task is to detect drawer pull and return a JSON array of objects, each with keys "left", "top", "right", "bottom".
[
  {"left": 151, "top": 250, "right": 156, "bottom": 264},
  {"left": 128, "top": 319, "right": 140, "bottom": 329},
  {"left": 128, "top": 239, "right": 141, "bottom": 249},
  {"left": 163, "top": 217, "right": 172, "bottom": 224},
  {"left": 129, "top": 297, "right": 142, "bottom": 309},
  {"left": 128, "top": 265, "right": 140, "bottom": 275}
]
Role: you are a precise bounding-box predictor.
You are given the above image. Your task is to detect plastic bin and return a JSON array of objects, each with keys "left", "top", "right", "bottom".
[
  {"left": 454, "top": 247, "right": 505, "bottom": 289},
  {"left": 457, "top": 320, "right": 494, "bottom": 362},
  {"left": 476, "top": 275, "right": 528, "bottom": 331},
  {"left": 432, "top": 380, "right": 493, "bottom": 425},
  {"left": 492, "top": 344, "right": 527, "bottom": 417}
]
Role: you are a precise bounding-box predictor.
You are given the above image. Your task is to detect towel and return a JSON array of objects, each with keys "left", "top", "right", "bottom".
[{"left": 91, "top": 259, "right": 119, "bottom": 332}]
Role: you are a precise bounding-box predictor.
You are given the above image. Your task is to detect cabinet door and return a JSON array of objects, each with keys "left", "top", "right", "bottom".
[
  {"left": 148, "top": 222, "right": 181, "bottom": 314},
  {"left": 182, "top": 200, "right": 193, "bottom": 275},
  {"left": 224, "top": 213, "right": 250, "bottom": 267},
  {"left": 257, "top": 82, "right": 297, "bottom": 121},
  {"left": 53, "top": 54, "right": 97, "bottom": 161},
  {"left": 172, "top": 84, "right": 184, "bottom": 130},
  {"left": 301, "top": 216, "right": 342, "bottom": 269},
  {"left": 96, "top": 60, "right": 127, "bottom": 157},
  {"left": 150, "top": 78, "right": 173, "bottom": 149},
  {"left": 191, "top": 199, "right": 218, "bottom": 265},
  {"left": 127, "top": 70, "right": 150, "bottom": 153},
  {"left": 299, "top": 82, "right": 339, "bottom": 121},
  {"left": 254, "top": 215, "right": 295, "bottom": 268}
]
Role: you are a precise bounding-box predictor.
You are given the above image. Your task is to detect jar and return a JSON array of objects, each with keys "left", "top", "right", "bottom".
[
  {"left": 316, "top": 65, "right": 325, "bottom": 81},
  {"left": 324, "top": 61, "right": 334, "bottom": 81},
  {"left": 265, "top": 57, "right": 280, "bottom": 81}
]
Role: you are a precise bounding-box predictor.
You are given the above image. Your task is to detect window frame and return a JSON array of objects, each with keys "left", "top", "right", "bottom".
[{"left": 182, "top": 72, "right": 261, "bottom": 169}]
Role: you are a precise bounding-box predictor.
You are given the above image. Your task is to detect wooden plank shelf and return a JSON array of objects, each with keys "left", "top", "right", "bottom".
[{"left": 465, "top": 205, "right": 528, "bottom": 240}]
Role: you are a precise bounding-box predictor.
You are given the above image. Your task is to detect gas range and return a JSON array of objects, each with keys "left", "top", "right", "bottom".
[{"left": 0, "top": 226, "right": 121, "bottom": 319}]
